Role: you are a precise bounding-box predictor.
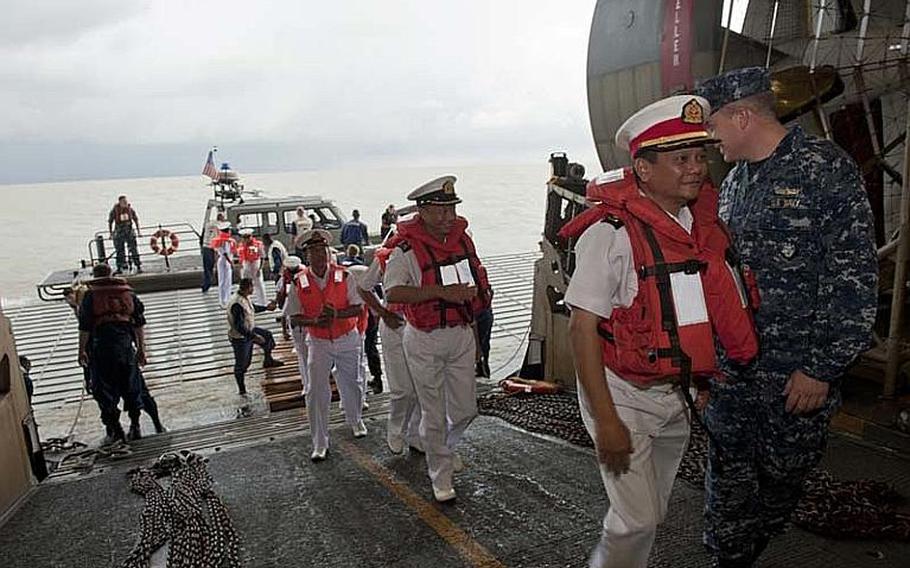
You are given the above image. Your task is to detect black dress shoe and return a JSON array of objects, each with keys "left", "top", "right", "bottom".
[{"left": 126, "top": 423, "right": 142, "bottom": 441}]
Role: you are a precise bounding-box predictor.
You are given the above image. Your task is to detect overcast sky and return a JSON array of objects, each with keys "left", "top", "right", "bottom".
[{"left": 0, "top": 0, "right": 604, "bottom": 184}]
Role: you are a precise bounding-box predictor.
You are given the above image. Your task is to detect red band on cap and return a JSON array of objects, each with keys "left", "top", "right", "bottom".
[{"left": 629, "top": 117, "right": 707, "bottom": 157}]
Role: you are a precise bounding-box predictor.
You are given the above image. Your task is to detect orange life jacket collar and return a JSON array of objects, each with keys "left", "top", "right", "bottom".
[
  {"left": 89, "top": 277, "right": 135, "bottom": 328},
  {"left": 560, "top": 168, "right": 759, "bottom": 385},
  {"left": 394, "top": 216, "right": 492, "bottom": 332}
]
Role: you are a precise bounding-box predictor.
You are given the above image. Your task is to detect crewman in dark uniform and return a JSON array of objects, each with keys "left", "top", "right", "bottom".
[
  {"left": 78, "top": 263, "right": 147, "bottom": 442},
  {"left": 67, "top": 282, "right": 165, "bottom": 439},
  {"left": 696, "top": 67, "right": 878, "bottom": 567},
  {"left": 227, "top": 277, "right": 283, "bottom": 396},
  {"left": 107, "top": 195, "right": 142, "bottom": 274}
]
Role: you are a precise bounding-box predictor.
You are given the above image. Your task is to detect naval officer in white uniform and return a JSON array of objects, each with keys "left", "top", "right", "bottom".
[
  {"left": 276, "top": 255, "right": 308, "bottom": 392},
  {"left": 384, "top": 176, "right": 492, "bottom": 502},
  {"left": 291, "top": 229, "right": 367, "bottom": 462},
  {"left": 210, "top": 221, "right": 236, "bottom": 308}
]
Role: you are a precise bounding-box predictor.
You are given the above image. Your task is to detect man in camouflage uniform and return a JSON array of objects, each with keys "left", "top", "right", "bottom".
[{"left": 695, "top": 67, "right": 878, "bottom": 567}]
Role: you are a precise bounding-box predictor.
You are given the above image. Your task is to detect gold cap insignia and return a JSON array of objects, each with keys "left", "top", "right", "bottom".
[
  {"left": 681, "top": 98, "right": 705, "bottom": 125},
  {"left": 442, "top": 179, "right": 455, "bottom": 194}
]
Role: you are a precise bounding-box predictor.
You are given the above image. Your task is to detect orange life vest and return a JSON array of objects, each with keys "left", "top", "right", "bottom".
[
  {"left": 210, "top": 231, "right": 236, "bottom": 255},
  {"left": 559, "top": 168, "right": 760, "bottom": 385},
  {"left": 237, "top": 238, "right": 262, "bottom": 263},
  {"left": 393, "top": 216, "right": 492, "bottom": 332},
  {"left": 89, "top": 277, "right": 135, "bottom": 328},
  {"left": 296, "top": 264, "right": 358, "bottom": 340},
  {"left": 111, "top": 204, "right": 136, "bottom": 228}
]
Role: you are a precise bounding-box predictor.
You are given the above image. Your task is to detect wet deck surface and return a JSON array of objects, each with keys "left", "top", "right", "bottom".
[
  {"left": 8, "top": 251, "right": 536, "bottom": 446},
  {"left": 6, "top": 249, "right": 910, "bottom": 567},
  {"left": 1, "top": 414, "right": 908, "bottom": 568}
]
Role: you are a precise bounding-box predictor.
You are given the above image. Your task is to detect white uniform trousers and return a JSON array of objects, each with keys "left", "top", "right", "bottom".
[
  {"left": 358, "top": 332, "right": 368, "bottom": 407},
  {"left": 403, "top": 325, "right": 477, "bottom": 492},
  {"left": 305, "top": 330, "right": 363, "bottom": 452},
  {"left": 241, "top": 260, "right": 267, "bottom": 305},
  {"left": 216, "top": 257, "right": 233, "bottom": 307},
  {"left": 291, "top": 325, "right": 309, "bottom": 393},
  {"left": 380, "top": 320, "right": 421, "bottom": 449},
  {"left": 578, "top": 373, "right": 690, "bottom": 568}
]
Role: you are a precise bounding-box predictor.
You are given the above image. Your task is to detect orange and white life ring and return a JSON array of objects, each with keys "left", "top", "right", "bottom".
[
  {"left": 499, "top": 377, "right": 561, "bottom": 395},
  {"left": 149, "top": 229, "right": 180, "bottom": 256}
]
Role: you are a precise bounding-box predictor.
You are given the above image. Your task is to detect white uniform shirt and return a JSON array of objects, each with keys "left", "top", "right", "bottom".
[
  {"left": 384, "top": 247, "right": 422, "bottom": 291},
  {"left": 358, "top": 258, "right": 383, "bottom": 293},
  {"left": 277, "top": 272, "right": 303, "bottom": 316},
  {"left": 216, "top": 240, "right": 233, "bottom": 262},
  {"left": 295, "top": 215, "right": 314, "bottom": 234}
]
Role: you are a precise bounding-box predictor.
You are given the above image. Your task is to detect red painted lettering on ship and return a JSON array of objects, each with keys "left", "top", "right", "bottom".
[{"left": 661, "top": 0, "right": 693, "bottom": 95}]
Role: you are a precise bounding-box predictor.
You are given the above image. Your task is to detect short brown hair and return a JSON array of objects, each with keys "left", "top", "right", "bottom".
[
  {"left": 92, "top": 263, "right": 112, "bottom": 278},
  {"left": 728, "top": 92, "right": 777, "bottom": 120}
]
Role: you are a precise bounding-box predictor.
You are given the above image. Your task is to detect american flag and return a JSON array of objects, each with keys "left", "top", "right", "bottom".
[{"left": 202, "top": 149, "right": 219, "bottom": 179}]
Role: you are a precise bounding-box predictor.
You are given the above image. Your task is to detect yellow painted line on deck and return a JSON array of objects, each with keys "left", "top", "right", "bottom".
[{"left": 339, "top": 440, "right": 508, "bottom": 568}]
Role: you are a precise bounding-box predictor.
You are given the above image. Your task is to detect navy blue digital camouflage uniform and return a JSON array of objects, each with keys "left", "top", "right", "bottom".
[{"left": 696, "top": 68, "right": 878, "bottom": 566}]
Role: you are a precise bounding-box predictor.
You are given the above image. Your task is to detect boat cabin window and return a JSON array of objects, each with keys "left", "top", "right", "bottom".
[
  {"left": 236, "top": 211, "right": 278, "bottom": 236},
  {"left": 283, "top": 209, "right": 317, "bottom": 234},
  {"left": 0, "top": 354, "right": 9, "bottom": 397},
  {"left": 315, "top": 207, "right": 342, "bottom": 230},
  {"left": 261, "top": 211, "right": 278, "bottom": 234}
]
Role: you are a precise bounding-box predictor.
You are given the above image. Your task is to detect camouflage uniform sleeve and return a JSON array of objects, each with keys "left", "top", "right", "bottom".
[{"left": 802, "top": 157, "right": 878, "bottom": 382}]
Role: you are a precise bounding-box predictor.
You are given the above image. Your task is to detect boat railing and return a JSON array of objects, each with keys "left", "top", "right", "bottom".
[
  {"left": 543, "top": 177, "right": 589, "bottom": 278},
  {"left": 36, "top": 221, "right": 202, "bottom": 302},
  {"left": 87, "top": 222, "right": 201, "bottom": 268}
]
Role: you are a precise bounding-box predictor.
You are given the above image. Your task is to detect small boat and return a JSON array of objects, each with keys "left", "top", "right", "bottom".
[{"left": 35, "top": 155, "right": 363, "bottom": 301}]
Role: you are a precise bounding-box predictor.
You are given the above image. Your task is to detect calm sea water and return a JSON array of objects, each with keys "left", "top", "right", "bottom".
[{"left": 0, "top": 163, "right": 554, "bottom": 305}]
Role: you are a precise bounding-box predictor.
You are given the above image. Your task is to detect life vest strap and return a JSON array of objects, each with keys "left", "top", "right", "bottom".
[
  {"left": 597, "top": 327, "right": 614, "bottom": 343},
  {"left": 639, "top": 225, "right": 725, "bottom": 460},
  {"left": 638, "top": 259, "right": 706, "bottom": 279}
]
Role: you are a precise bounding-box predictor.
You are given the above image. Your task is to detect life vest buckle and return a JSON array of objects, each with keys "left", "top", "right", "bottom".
[{"left": 682, "top": 260, "right": 706, "bottom": 275}]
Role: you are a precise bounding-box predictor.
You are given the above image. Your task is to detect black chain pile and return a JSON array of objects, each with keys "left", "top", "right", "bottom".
[
  {"left": 478, "top": 391, "right": 595, "bottom": 449},
  {"left": 122, "top": 450, "right": 242, "bottom": 567},
  {"left": 793, "top": 470, "right": 910, "bottom": 541},
  {"left": 478, "top": 390, "right": 910, "bottom": 541}
]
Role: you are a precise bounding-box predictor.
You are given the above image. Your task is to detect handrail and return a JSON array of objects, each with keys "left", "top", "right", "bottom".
[{"left": 86, "top": 222, "right": 200, "bottom": 265}]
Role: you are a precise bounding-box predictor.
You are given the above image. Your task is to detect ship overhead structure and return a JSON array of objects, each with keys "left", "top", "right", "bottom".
[{"left": 571, "top": 0, "right": 910, "bottom": 396}]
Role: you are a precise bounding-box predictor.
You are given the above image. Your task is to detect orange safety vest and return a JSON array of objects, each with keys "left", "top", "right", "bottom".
[
  {"left": 111, "top": 204, "right": 136, "bottom": 227},
  {"left": 559, "top": 168, "right": 760, "bottom": 385},
  {"left": 210, "top": 231, "right": 237, "bottom": 255},
  {"left": 393, "top": 215, "right": 492, "bottom": 332},
  {"left": 296, "top": 264, "right": 358, "bottom": 340},
  {"left": 89, "top": 277, "right": 135, "bottom": 328},
  {"left": 237, "top": 238, "right": 262, "bottom": 263}
]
